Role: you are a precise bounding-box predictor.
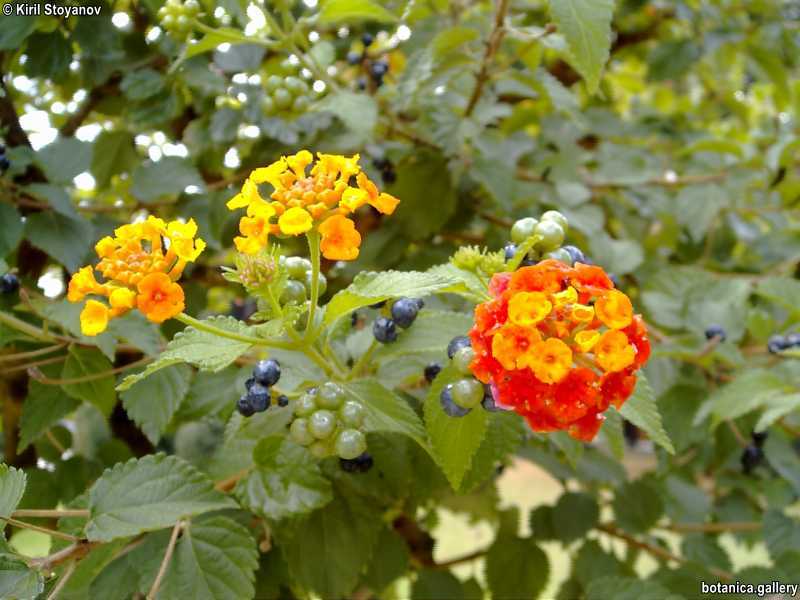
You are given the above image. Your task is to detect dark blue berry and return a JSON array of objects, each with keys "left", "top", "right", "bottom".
[
  {"left": 340, "top": 451, "right": 373, "bottom": 473},
  {"left": 373, "top": 317, "right": 398, "bottom": 343},
  {"left": 562, "top": 245, "right": 586, "bottom": 265},
  {"left": 768, "top": 335, "right": 789, "bottom": 354},
  {"left": 371, "top": 60, "right": 388, "bottom": 77},
  {"left": 740, "top": 445, "right": 763, "bottom": 474},
  {"left": 361, "top": 32, "right": 374, "bottom": 46},
  {"left": 346, "top": 51, "right": 362, "bottom": 65},
  {"left": 751, "top": 430, "right": 768, "bottom": 446},
  {"left": 253, "top": 359, "right": 281, "bottom": 386},
  {"left": 0, "top": 156, "right": 9, "bottom": 172},
  {"left": 504, "top": 243, "right": 517, "bottom": 261},
  {"left": 277, "top": 394, "right": 289, "bottom": 407},
  {"left": 481, "top": 385, "right": 503, "bottom": 412},
  {"left": 357, "top": 77, "right": 367, "bottom": 90},
  {"left": 0, "top": 273, "right": 19, "bottom": 295},
  {"left": 786, "top": 333, "right": 800, "bottom": 347},
  {"left": 391, "top": 297, "right": 420, "bottom": 329},
  {"left": 245, "top": 377, "right": 256, "bottom": 391},
  {"left": 623, "top": 420, "right": 640, "bottom": 446},
  {"left": 236, "top": 394, "right": 255, "bottom": 417},
  {"left": 440, "top": 384, "right": 470, "bottom": 417},
  {"left": 447, "top": 335, "right": 471, "bottom": 360},
  {"left": 424, "top": 362, "right": 441, "bottom": 383},
  {"left": 248, "top": 383, "right": 270, "bottom": 412},
  {"left": 520, "top": 257, "right": 537, "bottom": 267},
  {"left": 704, "top": 324, "right": 727, "bottom": 342}
]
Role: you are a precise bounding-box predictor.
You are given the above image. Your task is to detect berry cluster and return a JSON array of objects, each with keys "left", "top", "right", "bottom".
[
  {"left": 0, "top": 144, "right": 10, "bottom": 173},
  {"left": 262, "top": 70, "right": 312, "bottom": 118},
  {"left": 288, "top": 382, "right": 371, "bottom": 467},
  {"left": 741, "top": 430, "right": 768, "bottom": 474},
  {"left": 439, "top": 336, "right": 501, "bottom": 417},
  {"left": 347, "top": 33, "right": 390, "bottom": 90},
  {"left": 767, "top": 332, "right": 800, "bottom": 354},
  {"left": 236, "top": 359, "right": 287, "bottom": 416},
  {"left": 157, "top": 0, "right": 199, "bottom": 41},
  {"left": 279, "top": 256, "right": 327, "bottom": 305},
  {"left": 0, "top": 273, "right": 19, "bottom": 296},
  {"left": 503, "top": 211, "right": 587, "bottom": 268},
  {"left": 372, "top": 297, "right": 423, "bottom": 343}
]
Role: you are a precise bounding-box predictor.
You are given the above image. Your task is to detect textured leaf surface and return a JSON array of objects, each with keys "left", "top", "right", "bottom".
[
  {"left": 0, "top": 465, "right": 26, "bottom": 518},
  {"left": 24, "top": 212, "right": 92, "bottom": 272},
  {"left": 0, "top": 554, "right": 43, "bottom": 600},
  {"left": 619, "top": 375, "right": 674, "bottom": 454},
  {"left": 86, "top": 454, "right": 236, "bottom": 541},
  {"left": 121, "top": 364, "right": 192, "bottom": 444},
  {"left": 62, "top": 346, "right": 116, "bottom": 416},
  {"left": 18, "top": 380, "right": 79, "bottom": 451}
]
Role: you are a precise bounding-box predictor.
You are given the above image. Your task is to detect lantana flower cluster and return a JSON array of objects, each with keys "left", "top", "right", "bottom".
[
  {"left": 469, "top": 259, "right": 650, "bottom": 441},
  {"left": 68, "top": 216, "right": 205, "bottom": 336},
  {"left": 227, "top": 150, "right": 399, "bottom": 260}
]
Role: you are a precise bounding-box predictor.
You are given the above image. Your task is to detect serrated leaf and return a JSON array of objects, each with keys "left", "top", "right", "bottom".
[
  {"left": 0, "top": 465, "right": 26, "bottom": 518},
  {"left": 619, "top": 375, "right": 674, "bottom": 454},
  {"left": 612, "top": 479, "right": 664, "bottom": 533},
  {"left": 0, "top": 554, "right": 43, "bottom": 599},
  {"left": 461, "top": 412, "right": 525, "bottom": 492},
  {"left": 159, "top": 516, "right": 259, "bottom": 600},
  {"left": 177, "top": 368, "right": 243, "bottom": 421},
  {"left": 18, "top": 380, "right": 79, "bottom": 451},
  {"left": 282, "top": 491, "right": 382, "bottom": 598},
  {"left": 318, "top": 0, "right": 398, "bottom": 25},
  {"left": 36, "top": 137, "right": 92, "bottom": 183},
  {"left": 363, "top": 528, "right": 410, "bottom": 593},
  {"left": 106, "top": 311, "right": 163, "bottom": 357},
  {"left": 485, "top": 534, "right": 549, "bottom": 600},
  {"left": 62, "top": 345, "right": 116, "bottom": 416},
  {"left": 341, "top": 379, "right": 428, "bottom": 450},
  {"left": 185, "top": 28, "right": 254, "bottom": 59},
  {"left": 423, "top": 364, "right": 488, "bottom": 490},
  {"left": 235, "top": 436, "right": 332, "bottom": 522},
  {"left": 754, "top": 277, "right": 800, "bottom": 313},
  {"left": 375, "top": 310, "right": 473, "bottom": 360},
  {"left": 325, "top": 270, "right": 459, "bottom": 326},
  {"left": 121, "top": 364, "right": 192, "bottom": 444},
  {"left": 0, "top": 204, "right": 23, "bottom": 258},
  {"left": 548, "top": 0, "right": 614, "bottom": 93},
  {"left": 117, "top": 316, "right": 254, "bottom": 391},
  {"left": 86, "top": 454, "right": 236, "bottom": 542},
  {"left": 90, "top": 529, "right": 172, "bottom": 599},
  {"left": 764, "top": 509, "right": 800, "bottom": 560},
  {"left": 603, "top": 407, "right": 625, "bottom": 460}
]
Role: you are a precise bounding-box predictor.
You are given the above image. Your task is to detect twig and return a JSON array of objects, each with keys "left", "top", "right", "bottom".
[
  {"left": 46, "top": 559, "right": 77, "bottom": 600},
  {"left": 434, "top": 548, "right": 488, "bottom": 569},
  {"left": 12, "top": 509, "right": 90, "bottom": 519},
  {"left": 726, "top": 420, "right": 748, "bottom": 448},
  {"left": 30, "top": 356, "right": 152, "bottom": 385},
  {"left": 0, "top": 344, "right": 67, "bottom": 364},
  {"left": 214, "top": 468, "right": 251, "bottom": 492},
  {"left": 147, "top": 521, "right": 183, "bottom": 600},
  {"left": 45, "top": 430, "right": 67, "bottom": 454},
  {"left": 3, "top": 517, "right": 82, "bottom": 542},
  {"left": 0, "top": 354, "right": 66, "bottom": 375},
  {"left": 464, "top": 0, "right": 511, "bottom": 117},
  {"left": 660, "top": 521, "right": 761, "bottom": 534}
]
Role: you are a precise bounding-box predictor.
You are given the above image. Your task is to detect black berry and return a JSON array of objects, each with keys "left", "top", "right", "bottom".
[
  {"left": 373, "top": 317, "right": 398, "bottom": 343},
  {"left": 623, "top": 420, "right": 640, "bottom": 446},
  {"left": 424, "top": 362, "right": 441, "bottom": 383},
  {"left": 768, "top": 334, "right": 789, "bottom": 354},
  {"left": 372, "top": 157, "right": 389, "bottom": 170},
  {"left": 253, "top": 359, "right": 281, "bottom": 386},
  {"left": 248, "top": 383, "right": 270, "bottom": 413},
  {"left": 371, "top": 60, "right": 388, "bottom": 77},
  {"left": 346, "top": 51, "right": 362, "bottom": 65},
  {"left": 704, "top": 324, "right": 727, "bottom": 342},
  {"left": 447, "top": 335, "right": 471, "bottom": 360},
  {"left": 390, "top": 297, "right": 420, "bottom": 329},
  {"left": 276, "top": 394, "right": 289, "bottom": 407},
  {"left": 440, "top": 384, "right": 470, "bottom": 417},
  {"left": 357, "top": 77, "right": 367, "bottom": 90},
  {"left": 786, "top": 333, "right": 800, "bottom": 348},
  {"left": 751, "top": 430, "right": 768, "bottom": 446},
  {"left": 740, "top": 445, "right": 763, "bottom": 474},
  {"left": 361, "top": 32, "right": 374, "bottom": 47},
  {"left": 562, "top": 245, "right": 586, "bottom": 265},
  {"left": 0, "top": 155, "right": 10, "bottom": 172},
  {"left": 0, "top": 273, "right": 19, "bottom": 295},
  {"left": 504, "top": 243, "right": 517, "bottom": 261},
  {"left": 236, "top": 394, "right": 255, "bottom": 417},
  {"left": 340, "top": 451, "right": 373, "bottom": 473}
]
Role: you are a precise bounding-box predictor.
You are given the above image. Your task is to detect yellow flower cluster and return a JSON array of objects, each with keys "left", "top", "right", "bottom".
[
  {"left": 68, "top": 216, "right": 205, "bottom": 336},
  {"left": 227, "top": 150, "right": 400, "bottom": 260}
]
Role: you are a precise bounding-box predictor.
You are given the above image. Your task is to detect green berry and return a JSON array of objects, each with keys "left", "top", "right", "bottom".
[
  {"left": 162, "top": 14, "right": 175, "bottom": 27},
  {"left": 304, "top": 270, "right": 327, "bottom": 296},
  {"left": 545, "top": 248, "right": 572, "bottom": 265},
  {"left": 533, "top": 219, "right": 565, "bottom": 252},
  {"left": 294, "top": 391, "right": 317, "bottom": 416},
  {"left": 281, "top": 279, "right": 307, "bottom": 304},
  {"left": 284, "top": 76, "right": 308, "bottom": 96},
  {"left": 280, "top": 58, "right": 298, "bottom": 74},
  {"left": 293, "top": 96, "right": 310, "bottom": 113},
  {"left": 540, "top": 210, "right": 569, "bottom": 233},
  {"left": 176, "top": 14, "right": 189, "bottom": 30},
  {"left": 309, "top": 409, "right": 337, "bottom": 439},
  {"left": 290, "top": 418, "right": 314, "bottom": 446},
  {"left": 285, "top": 256, "right": 312, "bottom": 279},
  {"left": 317, "top": 382, "right": 345, "bottom": 409},
  {"left": 262, "top": 96, "right": 275, "bottom": 115},
  {"left": 339, "top": 400, "right": 365, "bottom": 427},
  {"left": 336, "top": 429, "right": 367, "bottom": 460},
  {"left": 265, "top": 75, "right": 283, "bottom": 92},
  {"left": 310, "top": 440, "right": 333, "bottom": 459},
  {"left": 510, "top": 217, "right": 538, "bottom": 244},
  {"left": 452, "top": 346, "right": 475, "bottom": 375},
  {"left": 273, "top": 88, "right": 293, "bottom": 110},
  {"left": 451, "top": 378, "right": 484, "bottom": 409}
]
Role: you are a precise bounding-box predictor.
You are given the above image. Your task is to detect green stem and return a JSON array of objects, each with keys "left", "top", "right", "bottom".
[
  {"left": 175, "top": 313, "right": 297, "bottom": 350},
  {"left": 0, "top": 311, "right": 55, "bottom": 343},
  {"left": 347, "top": 340, "right": 379, "bottom": 381},
  {"left": 304, "top": 231, "right": 322, "bottom": 344},
  {"left": 506, "top": 234, "right": 542, "bottom": 271}
]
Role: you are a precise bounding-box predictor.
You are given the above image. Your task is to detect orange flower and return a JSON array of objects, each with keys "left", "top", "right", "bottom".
[
  {"left": 595, "top": 289, "right": 633, "bottom": 329},
  {"left": 136, "top": 272, "right": 185, "bottom": 323},
  {"left": 318, "top": 215, "right": 361, "bottom": 261},
  {"left": 594, "top": 330, "right": 636, "bottom": 373},
  {"left": 524, "top": 338, "right": 572, "bottom": 384},
  {"left": 491, "top": 323, "right": 541, "bottom": 370}
]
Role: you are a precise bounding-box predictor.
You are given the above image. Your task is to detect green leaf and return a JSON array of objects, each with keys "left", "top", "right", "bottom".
[
  {"left": 574, "top": 540, "right": 625, "bottom": 586},
  {"left": 0, "top": 204, "right": 23, "bottom": 258},
  {"left": 185, "top": 28, "right": 254, "bottom": 59},
  {"left": 282, "top": 491, "right": 382, "bottom": 598},
  {"left": 764, "top": 509, "right": 800, "bottom": 560},
  {"left": 24, "top": 212, "right": 92, "bottom": 272},
  {"left": 318, "top": 0, "right": 398, "bottom": 25},
  {"left": 36, "top": 137, "right": 92, "bottom": 183},
  {"left": 18, "top": 380, "right": 79, "bottom": 451},
  {"left": 461, "top": 412, "right": 525, "bottom": 492},
  {"left": 363, "top": 528, "right": 410, "bottom": 593},
  {"left": 706, "top": 368, "right": 786, "bottom": 428},
  {"left": 315, "top": 91, "right": 378, "bottom": 143},
  {"left": 117, "top": 317, "right": 254, "bottom": 391},
  {"left": 24, "top": 31, "right": 72, "bottom": 82},
  {"left": 177, "top": 368, "right": 243, "bottom": 421},
  {"left": 756, "top": 393, "right": 800, "bottom": 432},
  {"left": 86, "top": 454, "right": 236, "bottom": 542},
  {"left": 62, "top": 346, "right": 117, "bottom": 416},
  {"left": 91, "top": 131, "right": 139, "bottom": 188},
  {"left": 681, "top": 534, "right": 731, "bottom": 573},
  {"left": 390, "top": 153, "right": 458, "bottom": 239},
  {"left": 485, "top": 534, "right": 549, "bottom": 600},
  {"left": 120, "top": 68, "right": 165, "bottom": 101},
  {"left": 423, "top": 364, "right": 488, "bottom": 490},
  {"left": 375, "top": 310, "right": 473, "bottom": 360},
  {"left": 618, "top": 375, "right": 674, "bottom": 454},
  {"left": 106, "top": 311, "right": 163, "bottom": 357},
  {"left": 413, "top": 570, "right": 465, "bottom": 600},
  {"left": 586, "top": 576, "right": 677, "bottom": 600},
  {"left": 548, "top": 0, "right": 614, "bottom": 93},
  {"left": 235, "top": 436, "right": 333, "bottom": 522},
  {"left": 0, "top": 554, "right": 43, "bottom": 600},
  {"left": 121, "top": 364, "right": 192, "bottom": 444},
  {"left": 325, "top": 270, "right": 459, "bottom": 326},
  {"left": 0, "top": 16, "right": 36, "bottom": 50},
  {"left": 674, "top": 184, "right": 726, "bottom": 243},
  {"left": 754, "top": 277, "right": 800, "bottom": 313},
  {"left": 612, "top": 479, "right": 664, "bottom": 533},
  {"left": 0, "top": 464, "right": 26, "bottom": 518},
  {"left": 159, "top": 516, "right": 259, "bottom": 600},
  {"left": 130, "top": 157, "right": 204, "bottom": 203},
  {"left": 341, "top": 379, "right": 428, "bottom": 449},
  {"left": 553, "top": 492, "right": 599, "bottom": 543}
]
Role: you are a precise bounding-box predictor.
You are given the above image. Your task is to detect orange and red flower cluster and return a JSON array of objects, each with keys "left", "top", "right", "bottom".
[
  {"left": 227, "top": 150, "right": 399, "bottom": 260},
  {"left": 67, "top": 216, "right": 205, "bottom": 336},
  {"left": 468, "top": 260, "right": 650, "bottom": 441}
]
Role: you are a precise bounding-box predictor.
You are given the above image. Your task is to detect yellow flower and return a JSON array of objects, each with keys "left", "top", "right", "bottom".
[
  {"left": 595, "top": 290, "right": 633, "bottom": 330},
  {"left": 250, "top": 159, "right": 287, "bottom": 188},
  {"left": 552, "top": 286, "right": 578, "bottom": 307},
  {"left": 278, "top": 207, "right": 313, "bottom": 235},
  {"left": 355, "top": 172, "right": 399, "bottom": 215},
  {"left": 574, "top": 329, "right": 600, "bottom": 352},
  {"left": 594, "top": 330, "right": 635, "bottom": 372},
  {"left": 522, "top": 338, "right": 572, "bottom": 384},
  {"left": 319, "top": 215, "right": 361, "bottom": 261},
  {"left": 286, "top": 150, "right": 313, "bottom": 177},
  {"left": 68, "top": 266, "right": 100, "bottom": 302},
  {"left": 80, "top": 300, "right": 110, "bottom": 336},
  {"left": 109, "top": 287, "right": 136, "bottom": 310},
  {"left": 166, "top": 219, "right": 206, "bottom": 262},
  {"left": 571, "top": 304, "right": 595, "bottom": 323},
  {"left": 491, "top": 323, "right": 542, "bottom": 370},
  {"left": 227, "top": 178, "right": 264, "bottom": 210},
  {"left": 95, "top": 237, "right": 116, "bottom": 259},
  {"left": 508, "top": 291, "right": 552, "bottom": 327}
]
